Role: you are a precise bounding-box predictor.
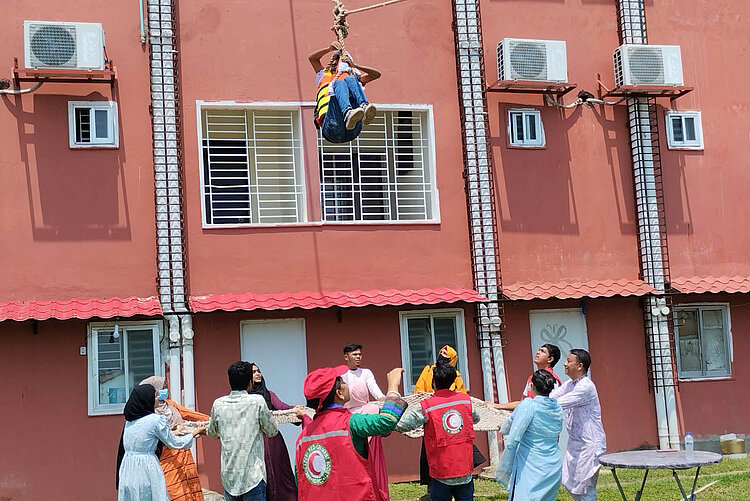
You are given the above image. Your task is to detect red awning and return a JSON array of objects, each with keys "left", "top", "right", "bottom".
[
  {"left": 189, "top": 287, "right": 487, "bottom": 313},
  {"left": 503, "top": 279, "right": 658, "bottom": 301},
  {"left": 672, "top": 276, "right": 750, "bottom": 295},
  {"left": 0, "top": 296, "right": 162, "bottom": 322}
]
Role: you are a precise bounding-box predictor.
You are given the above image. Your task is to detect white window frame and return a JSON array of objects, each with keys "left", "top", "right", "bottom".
[
  {"left": 507, "top": 108, "right": 545, "bottom": 148},
  {"left": 68, "top": 101, "right": 119, "bottom": 148},
  {"left": 673, "top": 303, "right": 732, "bottom": 380},
  {"left": 399, "top": 308, "right": 470, "bottom": 394},
  {"left": 665, "top": 111, "right": 703, "bottom": 150},
  {"left": 196, "top": 101, "right": 308, "bottom": 228},
  {"left": 87, "top": 321, "right": 163, "bottom": 416},
  {"left": 318, "top": 104, "right": 439, "bottom": 224}
]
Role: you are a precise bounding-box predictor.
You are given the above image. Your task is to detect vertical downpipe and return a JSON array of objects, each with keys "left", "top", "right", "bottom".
[
  {"left": 148, "top": 0, "right": 195, "bottom": 413},
  {"left": 617, "top": 0, "right": 680, "bottom": 449},
  {"left": 452, "top": 0, "right": 508, "bottom": 466},
  {"left": 167, "top": 315, "right": 182, "bottom": 405}
]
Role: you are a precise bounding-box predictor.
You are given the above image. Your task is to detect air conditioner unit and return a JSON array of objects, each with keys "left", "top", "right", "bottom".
[
  {"left": 24, "top": 21, "right": 105, "bottom": 70},
  {"left": 497, "top": 38, "right": 567, "bottom": 82},
  {"left": 613, "top": 44, "right": 683, "bottom": 87}
]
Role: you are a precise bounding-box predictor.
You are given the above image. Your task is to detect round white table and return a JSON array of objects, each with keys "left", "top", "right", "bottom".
[{"left": 599, "top": 450, "right": 722, "bottom": 501}]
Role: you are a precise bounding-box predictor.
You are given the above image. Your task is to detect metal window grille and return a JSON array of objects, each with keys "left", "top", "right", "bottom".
[
  {"left": 508, "top": 109, "right": 543, "bottom": 147},
  {"left": 201, "top": 109, "right": 305, "bottom": 225},
  {"left": 319, "top": 110, "right": 434, "bottom": 222}
]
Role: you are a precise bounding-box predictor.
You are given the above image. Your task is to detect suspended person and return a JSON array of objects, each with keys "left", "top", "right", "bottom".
[
  {"left": 207, "top": 361, "right": 279, "bottom": 501},
  {"left": 249, "top": 363, "right": 300, "bottom": 501},
  {"left": 413, "top": 345, "right": 468, "bottom": 500},
  {"left": 491, "top": 344, "right": 561, "bottom": 411},
  {"left": 295, "top": 365, "right": 407, "bottom": 501},
  {"left": 139, "top": 376, "right": 210, "bottom": 501},
  {"left": 340, "top": 344, "right": 389, "bottom": 500},
  {"left": 116, "top": 384, "right": 206, "bottom": 501},
  {"left": 495, "top": 370, "right": 563, "bottom": 501},
  {"left": 308, "top": 41, "right": 381, "bottom": 143},
  {"left": 396, "top": 363, "right": 480, "bottom": 501},
  {"left": 550, "top": 349, "right": 606, "bottom": 501}
]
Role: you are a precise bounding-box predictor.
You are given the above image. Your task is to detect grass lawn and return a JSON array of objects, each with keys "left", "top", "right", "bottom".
[{"left": 389, "top": 457, "right": 750, "bottom": 500}]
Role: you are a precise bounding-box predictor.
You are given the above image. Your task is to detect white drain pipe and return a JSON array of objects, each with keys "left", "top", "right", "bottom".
[
  {"left": 618, "top": 0, "right": 680, "bottom": 449},
  {"left": 166, "top": 314, "right": 182, "bottom": 405},
  {"left": 453, "top": 0, "right": 508, "bottom": 466},
  {"left": 180, "top": 315, "right": 196, "bottom": 410}
]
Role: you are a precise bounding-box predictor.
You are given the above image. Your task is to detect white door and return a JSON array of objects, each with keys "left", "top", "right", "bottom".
[
  {"left": 241, "top": 319, "right": 307, "bottom": 466},
  {"left": 529, "top": 308, "right": 589, "bottom": 452}
]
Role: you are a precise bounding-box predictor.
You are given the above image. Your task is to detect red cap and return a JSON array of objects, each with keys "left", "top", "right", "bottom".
[{"left": 303, "top": 365, "right": 348, "bottom": 403}]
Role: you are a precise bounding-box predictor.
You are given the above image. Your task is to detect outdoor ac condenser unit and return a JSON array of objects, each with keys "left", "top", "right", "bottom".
[
  {"left": 613, "top": 44, "right": 683, "bottom": 86},
  {"left": 497, "top": 38, "right": 568, "bottom": 82},
  {"left": 24, "top": 21, "right": 105, "bottom": 70}
]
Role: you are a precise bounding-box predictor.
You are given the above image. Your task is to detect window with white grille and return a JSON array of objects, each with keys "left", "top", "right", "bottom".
[
  {"left": 665, "top": 111, "right": 703, "bottom": 150},
  {"left": 508, "top": 108, "right": 544, "bottom": 147},
  {"left": 87, "top": 322, "right": 162, "bottom": 415},
  {"left": 68, "top": 101, "right": 119, "bottom": 148},
  {"left": 200, "top": 108, "right": 306, "bottom": 226},
  {"left": 674, "top": 305, "right": 732, "bottom": 379},
  {"left": 399, "top": 309, "right": 469, "bottom": 393},
  {"left": 319, "top": 110, "right": 436, "bottom": 222}
]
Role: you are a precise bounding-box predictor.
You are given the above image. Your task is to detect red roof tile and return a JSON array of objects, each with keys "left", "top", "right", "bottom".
[
  {"left": 189, "top": 288, "right": 487, "bottom": 312},
  {"left": 503, "top": 279, "right": 658, "bottom": 301},
  {"left": 672, "top": 276, "right": 750, "bottom": 294},
  {"left": 0, "top": 296, "right": 162, "bottom": 322}
]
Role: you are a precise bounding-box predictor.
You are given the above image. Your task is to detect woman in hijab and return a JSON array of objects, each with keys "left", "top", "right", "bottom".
[
  {"left": 495, "top": 370, "right": 563, "bottom": 501},
  {"left": 249, "top": 363, "right": 299, "bottom": 501},
  {"left": 140, "top": 376, "right": 210, "bottom": 501},
  {"left": 413, "top": 345, "right": 468, "bottom": 499},
  {"left": 116, "top": 384, "right": 205, "bottom": 501}
]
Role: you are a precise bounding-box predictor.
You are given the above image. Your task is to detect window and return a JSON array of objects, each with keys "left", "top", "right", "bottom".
[
  {"left": 87, "top": 322, "right": 162, "bottom": 415},
  {"left": 507, "top": 109, "right": 544, "bottom": 147},
  {"left": 665, "top": 111, "right": 703, "bottom": 149},
  {"left": 200, "top": 107, "right": 306, "bottom": 226},
  {"left": 319, "top": 109, "right": 436, "bottom": 222},
  {"left": 68, "top": 101, "right": 119, "bottom": 148},
  {"left": 674, "top": 305, "right": 731, "bottom": 379},
  {"left": 399, "top": 309, "right": 469, "bottom": 393}
]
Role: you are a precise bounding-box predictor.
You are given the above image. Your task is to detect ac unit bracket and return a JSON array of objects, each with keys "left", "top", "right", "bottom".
[
  {"left": 487, "top": 79, "right": 577, "bottom": 98},
  {"left": 12, "top": 57, "right": 117, "bottom": 91},
  {"left": 597, "top": 74, "right": 693, "bottom": 103}
]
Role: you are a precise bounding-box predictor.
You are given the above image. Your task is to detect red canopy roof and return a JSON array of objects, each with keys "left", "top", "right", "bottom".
[
  {"left": 190, "top": 287, "right": 487, "bottom": 312},
  {"left": 672, "top": 275, "right": 750, "bottom": 294},
  {"left": 503, "top": 279, "right": 658, "bottom": 301},
  {"left": 0, "top": 296, "right": 162, "bottom": 322}
]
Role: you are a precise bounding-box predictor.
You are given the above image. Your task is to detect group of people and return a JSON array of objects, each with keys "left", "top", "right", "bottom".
[
  {"left": 493, "top": 345, "right": 607, "bottom": 501},
  {"left": 115, "top": 341, "right": 605, "bottom": 501}
]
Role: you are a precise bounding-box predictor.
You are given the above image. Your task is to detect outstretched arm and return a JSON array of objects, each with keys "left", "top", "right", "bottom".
[{"left": 308, "top": 41, "right": 341, "bottom": 72}]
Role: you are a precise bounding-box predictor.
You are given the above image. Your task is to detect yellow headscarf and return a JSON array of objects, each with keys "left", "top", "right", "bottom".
[{"left": 413, "top": 345, "right": 467, "bottom": 393}]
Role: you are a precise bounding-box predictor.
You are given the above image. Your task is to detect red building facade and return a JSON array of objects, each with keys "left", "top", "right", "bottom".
[{"left": 0, "top": 0, "right": 748, "bottom": 499}]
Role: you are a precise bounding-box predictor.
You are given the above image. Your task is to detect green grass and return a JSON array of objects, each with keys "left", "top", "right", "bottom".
[{"left": 389, "top": 457, "right": 750, "bottom": 501}]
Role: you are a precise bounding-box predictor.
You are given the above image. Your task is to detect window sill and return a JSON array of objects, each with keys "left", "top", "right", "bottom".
[
  {"left": 666, "top": 146, "right": 704, "bottom": 151},
  {"left": 678, "top": 376, "right": 734, "bottom": 383},
  {"left": 70, "top": 145, "right": 119, "bottom": 150},
  {"left": 507, "top": 144, "right": 546, "bottom": 150},
  {"left": 88, "top": 409, "right": 125, "bottom": 417},
  {"left": 202, "top": 220, "right": 442, "bottom": 230}
]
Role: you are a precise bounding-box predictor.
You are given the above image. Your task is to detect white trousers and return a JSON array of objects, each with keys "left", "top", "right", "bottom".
[{"left": 569, "top": 488, "right": 597, "bottom": 501}]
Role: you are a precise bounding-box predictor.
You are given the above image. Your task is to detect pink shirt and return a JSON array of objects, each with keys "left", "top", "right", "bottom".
[{"left": 341, "top": 368, "right": 384, "bottom": 413}]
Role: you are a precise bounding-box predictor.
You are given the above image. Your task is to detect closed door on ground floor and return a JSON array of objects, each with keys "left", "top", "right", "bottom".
[{"left": 241, "top": 318, "right": 307, "bottom": 466}]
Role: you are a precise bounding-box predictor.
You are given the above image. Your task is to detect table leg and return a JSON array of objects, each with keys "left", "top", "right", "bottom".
[
  {"left": 689, "top": 467, "right": 701, "bottom": 501},
  {"left": 634, "top": 468, "right": 649, "bottom": 501},
  {"left": 672, "top": 469, "right": 689, "bottom": 500},
  {"left": 611, "top": 468, "right": 629, "bottom": 501}
]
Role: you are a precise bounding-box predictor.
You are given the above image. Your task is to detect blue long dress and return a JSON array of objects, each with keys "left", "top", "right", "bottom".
[
  {"left": 118, "top": 413, "right": 195, "bottom": 501},
  {"left": 496, "top": 396, "right": 563, "bottom": 501}
]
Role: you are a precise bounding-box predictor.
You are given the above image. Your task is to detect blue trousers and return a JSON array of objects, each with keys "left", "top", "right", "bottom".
[
  {"left": 332, "top": 75, "right": 368, "bottom": 114},
  {"left": 223, "top": 480, "right": 266, "bottom": 501},
  {"left": 430, "top": 479, "right": 474, "bottom": 501}
]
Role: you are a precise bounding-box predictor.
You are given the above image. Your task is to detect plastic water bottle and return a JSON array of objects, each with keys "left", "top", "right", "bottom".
[{"left": 685, "top": 432, "right": 695, "bottom": 460}]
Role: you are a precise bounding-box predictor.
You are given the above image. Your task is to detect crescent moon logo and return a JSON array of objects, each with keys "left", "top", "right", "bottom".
[
  {"left": 442, "top": 409, "right": 464, "bottom": 434},
  {"left": 303, "top": 443, "right": 332, "bottom": 485}
]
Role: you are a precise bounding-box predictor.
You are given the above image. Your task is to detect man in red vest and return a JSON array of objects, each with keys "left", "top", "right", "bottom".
[
  {"left": 296, "top": 365, "right": 407, "bottom": 501},
  {"left": 396, "top": 363, "right": 480, "bottom": 501}
]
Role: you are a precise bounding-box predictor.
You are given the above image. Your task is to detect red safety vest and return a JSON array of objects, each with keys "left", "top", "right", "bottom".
[
  {"left": 296, "top": 407, "right": 382, "bottom": 501},
  {"left": 420, "top": 390, "right": 475, "bottom": 479}
]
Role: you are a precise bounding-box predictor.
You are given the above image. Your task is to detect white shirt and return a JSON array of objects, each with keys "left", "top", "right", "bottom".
[{"left": 341, "top": 368, "right": 385, "bottom": 412}]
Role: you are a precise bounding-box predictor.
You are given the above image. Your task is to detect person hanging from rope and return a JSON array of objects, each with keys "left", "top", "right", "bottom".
[{"left": 308, "top": 41, "right": 381, "bottom": 143}]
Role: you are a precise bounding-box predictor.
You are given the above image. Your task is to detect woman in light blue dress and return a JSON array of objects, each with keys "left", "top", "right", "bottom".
[
  {"left": 116, "top": 384, "right": 206, "bottom": 501},
  {"left": 496, "top": 370, "right": 564, "bottom": 501}
]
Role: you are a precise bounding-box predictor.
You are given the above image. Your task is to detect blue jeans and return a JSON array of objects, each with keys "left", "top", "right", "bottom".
[
  {"left": 430, "top": 479, "right": 474, "bottom": 501},
  {"left": 332, "top": 75, "right": 368, "bottom": 114},
  {"left": 224, "top": 480, "right": 266, "bottom": 501}
]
